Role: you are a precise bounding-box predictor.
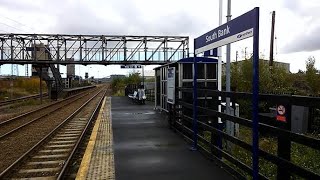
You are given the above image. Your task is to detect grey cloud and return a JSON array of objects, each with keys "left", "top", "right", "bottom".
[
  {"left": 282, "top": 0, "right": 320, "bottom": 19},
  {"left": 282, "top": 0, "right": 300, "bottom": 12},
  {"left": 51, "top": 1, "right": 205, "bottom": 37},
  {"left": 1, "top": 0, "right": 40, "bottom": 12},
  {"left": 1, "top": 0, "right": 207, "bottom": 41},
  {"left": 283, "top": 25, "right": 320, "bottom": 53},
  {"left": 282, "top": 0, "right": 320, "bottom": 53}
]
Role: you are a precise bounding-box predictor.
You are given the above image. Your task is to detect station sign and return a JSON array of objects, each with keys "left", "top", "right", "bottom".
[
  {"left": 120, "top": 64, "right": 142, "bottom": 69},
  {"left": 192, "top": 7, "right": 261, "bottom": 178},
  {"left": 167, "top": 67, "right": 175, "bottom": 104},
  {"left": 195, "top": 8, "right": 258, "bottom": 54}
]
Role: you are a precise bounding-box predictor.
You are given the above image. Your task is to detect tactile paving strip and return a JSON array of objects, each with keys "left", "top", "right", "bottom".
[
  {"left": 87, "top": 97, "right": 115, "bottom": 180},
  {"left": 76, "top": 97, "right": 115, "bottom": 180}
]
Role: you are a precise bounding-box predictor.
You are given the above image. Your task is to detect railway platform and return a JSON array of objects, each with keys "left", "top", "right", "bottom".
[
  {"left": 63, "top": 85, "right": 96, "bottom": 97},
  {"left": 77, "top": 96, "right": 234, "bottom": 180}
]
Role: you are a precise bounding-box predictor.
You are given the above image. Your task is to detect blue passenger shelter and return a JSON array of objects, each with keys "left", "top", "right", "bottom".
[{"left": 154, "top": 57, "right": 219, "bottom": 112}]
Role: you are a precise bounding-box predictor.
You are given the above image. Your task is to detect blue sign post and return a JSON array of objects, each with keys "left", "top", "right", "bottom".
[
  {"left": 191, "top": 39, "right": 198, "bottom": 151},
  {"left": 252, "top": 8, "right": 260, "bottom": 180},
  {"left": 194, "top": 7, "right": 260, "bottom": 179}
]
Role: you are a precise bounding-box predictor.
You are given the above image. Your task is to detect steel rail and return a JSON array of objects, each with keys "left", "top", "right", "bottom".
[
  {"left": 0, "top": 86, "right": 95, "bottom": 126},
  {"left": 0, "top": 93, "right": 48, "bottom": 106},
  {"left": 0, "top": 91, "right": 91, "bottom": 139},
  {"left": 58, "top": 90, "right": 107, "bottom": 179},
  {"left": 0, "top": 88, "right": 104, "bottom": 178}
]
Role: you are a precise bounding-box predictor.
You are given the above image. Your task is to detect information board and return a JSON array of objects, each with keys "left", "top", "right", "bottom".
[
  {"left": 120, "top": 64, "right": 141, "bottom": 69},
  {"left": 167, "top": 67, "right": 175, "bottom": 104}
]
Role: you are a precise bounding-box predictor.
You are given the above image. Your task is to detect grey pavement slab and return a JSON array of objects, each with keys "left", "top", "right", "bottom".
[{"left": 111, "top": 96, "right": 234, "bottom": 180}]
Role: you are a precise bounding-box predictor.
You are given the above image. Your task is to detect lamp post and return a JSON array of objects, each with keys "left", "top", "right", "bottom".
[
  {"left": 78, "top": 65, "right": 81, "bottom": 85},
  {"left": 142, "top": 65, "right": 144, "bottom": 88},
  {"left": 87, "top": 66, "right": 92, "bottom": 83}
]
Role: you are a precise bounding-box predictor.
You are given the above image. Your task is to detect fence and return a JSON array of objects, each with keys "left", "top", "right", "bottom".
[
  {"left": 170, "top": 87, "right": 320, "bottom": 179},
  {"left": 145, "top": 89, "right": 155, "bottom": 102}
]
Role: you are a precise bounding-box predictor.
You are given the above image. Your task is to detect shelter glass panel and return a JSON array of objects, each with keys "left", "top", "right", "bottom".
[
  {"left": 198, "top": 63, "right": 205, "bottom": 79},
  {"left": 207, "top": 63, "right": 217, "bottom": 79},
  {"left": 183, "top": 63, "right": 193, "bottom": 79}
]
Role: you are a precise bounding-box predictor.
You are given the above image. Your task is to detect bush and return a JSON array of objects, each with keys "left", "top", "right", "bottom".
[
  {"left": 0, "top": 77, "right": 47, "bottom": 100},
  {"left": 111, "top": 73, "right": 142, "bottom": 95}
]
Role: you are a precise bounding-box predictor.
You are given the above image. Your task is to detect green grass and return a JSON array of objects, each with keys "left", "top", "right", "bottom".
[
  {"left": 198, "top": 126, "right": 319, "bottom": 179},
  {"left": 113, "top": 90, "right": 125, "bottom": 96},
  {"left": 0, "top": 78, "right": 47, "bottom": 101}
]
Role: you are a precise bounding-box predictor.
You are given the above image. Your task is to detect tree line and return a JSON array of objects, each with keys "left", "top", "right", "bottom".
[{"left": 226, "top": 56, "right": 320, "bottom": 96}]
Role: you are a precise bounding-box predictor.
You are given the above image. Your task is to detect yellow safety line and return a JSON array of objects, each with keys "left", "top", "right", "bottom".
[
  {"left": 107, "top": 98, "right": 115, "bottom": 179},
  {"left": 76, "top": 97, "right": 106, "bottom": 180}
]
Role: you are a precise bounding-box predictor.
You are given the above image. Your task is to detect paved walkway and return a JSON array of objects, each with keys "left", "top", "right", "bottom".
[
  {"left": 111, "top": 97, "right": 234, "bottom": 180},
  {"left": 76, "top": 97, "right": 115, "bottom": 179}
]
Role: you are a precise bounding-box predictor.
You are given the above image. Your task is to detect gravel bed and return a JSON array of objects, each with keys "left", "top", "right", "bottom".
[
  {"left": 0, "top": 89, "right": 97, "bottom": 137},
  {"left": 10, "top": 90, "right": 106, "bottom": 178},
  {"left": 0, "top": 99, "right": 52, "bottom": 122}
]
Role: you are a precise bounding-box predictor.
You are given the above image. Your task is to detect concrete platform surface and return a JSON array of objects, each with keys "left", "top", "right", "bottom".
[{"left": 112, "top": 97, "right": 234, "bottom": 180}]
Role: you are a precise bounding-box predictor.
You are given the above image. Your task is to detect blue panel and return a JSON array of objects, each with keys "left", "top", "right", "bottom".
[
  {"left": 195, "top": 8, "right": 258, "bottom": 50},
  {"left": 204, "top": 48, "right": 218, "bottom": 57},
  {"left": 252, "top": 7, "right": 260, "bottom": 180},
  {"left": 177, "top": 57, "right": 218, "bottom": 63},
  {"left": 192, "top": 54, "right": 198, "bottom": 150}
]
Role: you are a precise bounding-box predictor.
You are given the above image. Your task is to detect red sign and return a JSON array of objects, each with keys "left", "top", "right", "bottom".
[{"left": 276, "top": 105, "right": 286, "bottom": 122}]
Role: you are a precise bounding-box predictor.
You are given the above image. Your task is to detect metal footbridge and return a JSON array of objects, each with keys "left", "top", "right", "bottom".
[{"left": 0, "top": 34, "right": 189, "bottom": 65}]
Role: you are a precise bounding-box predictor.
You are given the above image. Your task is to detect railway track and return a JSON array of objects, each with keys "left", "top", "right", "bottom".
[
  {"left": 0, "top": 86, "right": 105, "bottom": 175},
  {"left": 0, "top": 88, "right": 107, "bottom": 179},
  {"left": 0, "top": 93, "right": 49, "bottom": 107},
  {"left": 0, "top": 89, "right": 94, "bottom": 139},
  {"left": 0, "top": 88, "right": 93, "bottom": 124}
]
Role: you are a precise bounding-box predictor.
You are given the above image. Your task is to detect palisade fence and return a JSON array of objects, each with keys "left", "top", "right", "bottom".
[
  {"left": 145, "top": 89, "right": 155, "bottom": 102},
  {"left": 169, "top": 87, "right": 320, "bottom": 179}
]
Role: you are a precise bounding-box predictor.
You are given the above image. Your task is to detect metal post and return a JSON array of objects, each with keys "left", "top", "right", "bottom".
[
  {"left": 277, "top": 103, "right": 291, "bottom": 179},
  {"left": 217, "top": 0, "right": 223, "bottom": 153},
  {"left": 187, "top": 38, "right": 190, "bottom": 58},
  {"left": 102, "top": 36, "right": 105, "bottom": 61},
  {"left": 22, "top": 40, "right": 25, "bottom": 61},
  {"left": 78, "top": 65, "right": 81, "bottom": 85},
  {"left": 57, "top": 39, "right": 60, "bottom": 71},
  {"left": 160, "top": 68, "right": 162, "bottom": 109},
  {"left": 10, "top": 35, "right": 13, "bottom": 61},
  {"left": 191, "top": 39, "right": 198, "bottom": 150},
  {"left": 182, "top": 41, "right": 185, "bottom": 58},
  {"left": 236, "top": 51, "right": 238, "bottom": 91},
  {"left": 40, "top": 67, "right": 43, "bottom": 104},
  {"left": 154, "top": 69, "right": 157, "bottom": 109},
  {"left": 252, "top": 7, "right": 260, "bottom": 180},
  {"left": 269, "top": 11, "right": 276, "bottom": 68},
  {"left": 1, "top": 39, "right": 3, "bottom": 60},
  {"left": 80, "top": 37, "right": 82, "bottom": 61},
  {"left": 163, "top": 39, "right": 166, "bottom": 61},
  {"left": 124, "top": 38, "right": 127, "bottom": 61},
  {"left": 144, "top": 38, "right": 147, "bottom": 61},
  {"left": 10, "top": 65, "right": 13, "bottom": 100},
  {"left": 142, "top": 65, "right": 144, "bottom": 87},
  {"left": 225, "top": 0, "right": 234, "bottom": 148},
  {"left": 85, "top": 40, "right": 87, "bottom": 61}
]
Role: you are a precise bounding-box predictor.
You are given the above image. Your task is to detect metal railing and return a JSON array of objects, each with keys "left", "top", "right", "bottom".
[
  {"left": 145, "top": 89, "right": 155, "bottom": 102},
  {"left": 0, "top": 34, "right": 189, "bottom": 65},
  {"left": 171, "top": 87, "right": 320, "bottom": 179}
]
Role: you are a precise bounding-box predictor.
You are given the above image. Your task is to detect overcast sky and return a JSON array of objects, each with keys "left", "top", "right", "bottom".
[{"left": 0, "top": 0, "right": 319, "bottom": 77}]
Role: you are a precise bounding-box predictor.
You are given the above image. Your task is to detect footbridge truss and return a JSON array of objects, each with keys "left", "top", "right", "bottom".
[{"left": 0, "top": 34, "right": 189, "bottom": 65}]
